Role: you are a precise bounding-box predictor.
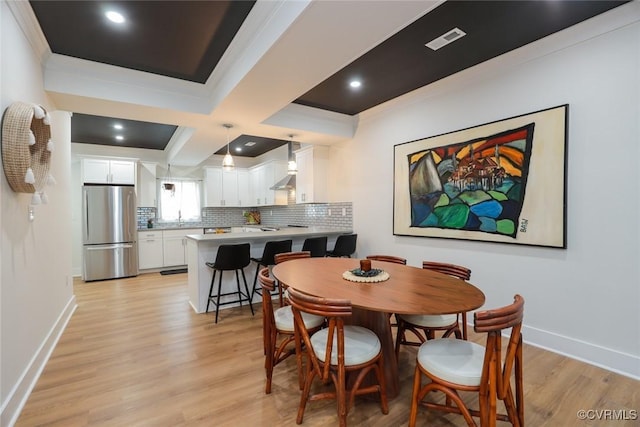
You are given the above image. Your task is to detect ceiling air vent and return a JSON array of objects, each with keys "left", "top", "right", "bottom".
[{"left": 425, "top": 27, "right": 466, "bottom": 51}]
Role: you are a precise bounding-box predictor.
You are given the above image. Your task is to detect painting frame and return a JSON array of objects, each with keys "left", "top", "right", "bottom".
[{"left": 393, "top": 104, "right": 568, "bottom": 248}]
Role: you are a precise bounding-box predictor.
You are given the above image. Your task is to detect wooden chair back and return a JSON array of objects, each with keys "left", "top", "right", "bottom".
[
  {"left": 366, "top": 255, "right": 407, "bottom": 265},
  {"left": 422, "top": 261, "right": 471, "bottom": 280},
  {"left": 288, "top": 287, "right": 351, "bottom": 382},
  {"left": 274, "top": 251, "right": 311, "bottom": 264},
  {"left": 422, "top": 260, "right": 472, "bottom": 339},
  {"left": 259, "top": 267, "right": 276, "bottom": 352},
  {"left": 273, "top": 251, "right": 311, "bottom": 306},
  {"left": 474, "top": 294, "right": 525, "bottom": 426}
]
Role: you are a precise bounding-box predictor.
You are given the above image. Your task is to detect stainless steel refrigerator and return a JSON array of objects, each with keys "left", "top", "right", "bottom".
[{"left": 82, "top": 185, "right": 138, "bottom": 281}]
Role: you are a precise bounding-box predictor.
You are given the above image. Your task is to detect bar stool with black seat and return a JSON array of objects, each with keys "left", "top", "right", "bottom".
[
  {"left": 250, "top": 239, "right": 292, "bottom": 303},
  {"left": 301, "top": 236, "right": 327, "bottom": 258},
  {"left": 326, "top": 233, "right": 357, "bottom": 258},
  {"left": 205, "top": 243, "right": 254, "bottom": 324}
]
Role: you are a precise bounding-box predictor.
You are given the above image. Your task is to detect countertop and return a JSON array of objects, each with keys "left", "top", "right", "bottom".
[
  {"left": 186, "top": 226, "right": 352, "bottom": 242},
  {"left": 138, "top": 225, "right": 204, "bottom": 231}
]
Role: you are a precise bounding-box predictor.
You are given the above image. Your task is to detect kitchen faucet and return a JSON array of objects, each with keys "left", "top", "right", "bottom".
[{"left": 178, "top": 210, "right": 182, "bottom": 227}]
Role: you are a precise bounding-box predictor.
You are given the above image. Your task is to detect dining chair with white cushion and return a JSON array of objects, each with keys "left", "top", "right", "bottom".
[
  {"left": 288, "top": 287, "right": 388, "bottom": 426},
  {"left": 409, "top": 294, "right": 524, "bottom": 427},
  {"left": 258, "top": 267, "right": 324, "bottom": 394},
  {"left": 395, "top": 261, "right": 471, "bottom": 357}
]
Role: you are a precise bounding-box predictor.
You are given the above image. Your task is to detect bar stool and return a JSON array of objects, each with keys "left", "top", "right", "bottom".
[
  {"left": 301, "top": 236, "right": 327, "bottom": 257},
  {"left": 250, "top": 239, "right": 292, "bottom": 303},
  {"left": 205, "top": 243, "right": 254, "bottom": 323},
  {"left": 326, "top": 233, "right": 357, "bottom": 257}
]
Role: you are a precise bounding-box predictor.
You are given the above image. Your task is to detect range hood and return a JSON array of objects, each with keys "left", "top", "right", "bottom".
[
  {"left": 270, "top": 174, "right": 296, "bottom": 190},
  {"left": 270, "top": 140, "right": 299, "bottom": 190}
]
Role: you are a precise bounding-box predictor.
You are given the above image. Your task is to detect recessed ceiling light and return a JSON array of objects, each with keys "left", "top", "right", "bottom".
[
  {"left": 235, "top": 147, "right": 242, "bottom": 153},
  {"left": 105, "top": 11, "right": 125, "bottom": 24},
  {"left": 115, "top": 135, "right": 124, "bottom": 141},
  {"left": 349, "top": 80, "right": 362, "bottom": 89},
  {"left": 113, "top": 123, "right": 123, "bottom": 130}
]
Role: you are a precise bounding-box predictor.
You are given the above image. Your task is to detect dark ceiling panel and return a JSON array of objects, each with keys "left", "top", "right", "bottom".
[
  {"left": 213, "top": 135, "right": 290, "bottom": 158},
  {"left": 29, "top": 0, "right": 255, "bottom": 83},
  {"left": 294, "top": 0, "right": 629, "bottom": 115},
  {"left": 30, "top": 0, "right": 628, "bottom": 155},
  {"left": 72, "top": 113, "right": 177, "bottom": 150}
]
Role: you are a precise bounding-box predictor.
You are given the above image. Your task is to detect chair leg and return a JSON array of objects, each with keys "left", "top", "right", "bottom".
[
  {"left": 240, "top": 267, "right": 254, "bottom": 316},
  {"left": 265, "top": 330, "right": 275, "bottom": 394},
  {"left": 206, "top": 269, "right": 217, "bottom": 313},
  {"left": 461, "top": 312, "right": 468, "bottom": 340},
  {"left": 250, "top": 262, "right": 261, "bottom": 303},
  {"left": 235, "top": 269, "right": 243, "bottom": 308},
  {"left": 408, "top": 364, "right": 422, "bottom": 427},
  {"left": 214, "top": 270, "right": 224, "bottom": 324}
]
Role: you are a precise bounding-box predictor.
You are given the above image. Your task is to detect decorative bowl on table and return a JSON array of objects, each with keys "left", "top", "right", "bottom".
[
  {"left": 350, "top": 268, "right": 384, "bottom": 277},
  {"left": 342, "top": 268, "right": 390, "bottom": 283}
]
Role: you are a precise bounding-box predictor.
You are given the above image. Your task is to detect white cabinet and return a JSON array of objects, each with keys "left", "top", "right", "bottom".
[
  {"left": 137, "top": 161, "right": 157, "bottom": 207},
  {"left": 82, "top": 158, "right": 136, "bottom": 185},
  {"left": 249, "top": 161, "right": 287, "bottom": 206},
  {"left": 162, "top": 228, "right": 202, "bottom": 267},
  {"left": 237, "top": 169, "right": 250, "bottom": 207},
  {"left": 138, "top": 231, "right": 163, "bottom": 270},
  {"left": 204, "top": 167, "right": 250, "bottom": 207},
  {"left": 204, "top": 167, "right": 224, "bottom": 207},
  {"left": 295, "top": 146, "right": 329, "bottom": 203}
]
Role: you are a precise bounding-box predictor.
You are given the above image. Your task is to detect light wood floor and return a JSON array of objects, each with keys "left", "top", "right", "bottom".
[{"left": 16, "top": 273, "right": 639, "bottom": 426}]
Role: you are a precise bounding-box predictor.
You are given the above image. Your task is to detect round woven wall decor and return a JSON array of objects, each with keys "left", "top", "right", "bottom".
[{"left": 1, "top": 101, "right": 52, "bottom": 193}]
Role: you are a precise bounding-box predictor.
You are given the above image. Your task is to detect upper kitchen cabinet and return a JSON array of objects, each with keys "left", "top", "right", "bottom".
[
  {"left": 82, "top": 158, "right": 136, "bottom": 185},
  {"left": 295, "top": 145, "right": 329, "bottom": 203},
  {"left": 204, "top": 167, "right": 251, "bottom": 207},
  {"left": 137, "top": 162, "right": 157, "bottom": 207},
  {"left": 249, "top": 160, "right": 287, "bottom": 206}
]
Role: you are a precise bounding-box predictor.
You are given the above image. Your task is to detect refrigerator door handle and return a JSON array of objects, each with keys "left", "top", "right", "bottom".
[
  {"left": 84, "top": 190, "right": 89, "bottom": 242},
  {"left": 127, "top": 190, "right": 133, "bottom": 241},
  {"left": 86, "top": 244, "right": 134, "bottom": 251}
]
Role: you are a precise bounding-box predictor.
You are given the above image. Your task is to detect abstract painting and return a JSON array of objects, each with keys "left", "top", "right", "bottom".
[{"left": 393, "top": 105, "right": 567, "bottom": 248}]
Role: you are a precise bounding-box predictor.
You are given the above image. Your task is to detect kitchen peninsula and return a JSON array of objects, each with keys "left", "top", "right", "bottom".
[{"left": 186, "top": 226, "right": 352, "bottom": 313}]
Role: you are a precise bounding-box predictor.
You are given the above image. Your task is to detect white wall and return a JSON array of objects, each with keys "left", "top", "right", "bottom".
[
  {"left": 1, "top": 2, "right": 75, "bottom": 425},
  {"left": 331, "top": 7, "right": 640, "bottom": 378}
]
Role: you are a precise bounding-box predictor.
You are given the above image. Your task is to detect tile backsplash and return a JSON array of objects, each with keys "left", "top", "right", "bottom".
[{"left": 137, "top": 201, "right": 353, "bottom": 229}]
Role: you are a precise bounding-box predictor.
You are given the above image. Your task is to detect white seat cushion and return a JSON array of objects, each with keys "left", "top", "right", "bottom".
[
  {"left": 311, "top": 325, "right": 381, "bottom": 366},
  {"left": 417, "top": 339, "right": 485, "bottom": 387},
  {"left": 399, "top": 313, "right": 458, "bottom": 328},
  {"left": 274, "top": 305, "right": 324, "bottom": 332}
]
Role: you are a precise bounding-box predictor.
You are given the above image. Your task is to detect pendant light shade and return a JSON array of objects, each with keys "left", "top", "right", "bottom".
[{"left": 222, "top": 123, "right": 234, "bottom": 171}]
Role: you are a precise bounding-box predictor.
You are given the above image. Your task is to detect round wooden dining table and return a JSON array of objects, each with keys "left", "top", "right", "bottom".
[{"left": 271, "top": 257, "right": 485, "bottom": 399}]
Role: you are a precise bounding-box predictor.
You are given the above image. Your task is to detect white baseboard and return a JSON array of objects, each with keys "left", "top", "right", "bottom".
[
  {"left": 0, "top": 295, "right": 77, "bottom": 427},
  {"left": 521, "top": 324, "right": 640, "bottom": 380},
  {"left": 468, "top": 323, "right": 640, "bottom": 380},
  {"left": 465, "top": 319, "right": 640, "bottom": 380}
]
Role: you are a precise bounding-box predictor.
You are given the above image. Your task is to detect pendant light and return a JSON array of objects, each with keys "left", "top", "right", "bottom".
[
  {"left": 163, "top": 164, "right": 175, "bottom": 196},
  {"left": 287, "top": 134, "right": 297, "bottom": 175},
  {"left": 222, "top": 123, "right": 234, "bottom": 171}
]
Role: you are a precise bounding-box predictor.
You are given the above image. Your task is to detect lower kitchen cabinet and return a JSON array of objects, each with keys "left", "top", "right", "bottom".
[
  {"left": 138, "top": 231, "right": 163, "bottom": 270},
  {"left": 162, "top": 228, "right": 202, "bottom": 267}
]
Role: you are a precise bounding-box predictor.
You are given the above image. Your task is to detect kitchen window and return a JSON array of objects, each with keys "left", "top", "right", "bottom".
[{"left": 158, "top": 179, "right": 202, "bottom": 222}]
